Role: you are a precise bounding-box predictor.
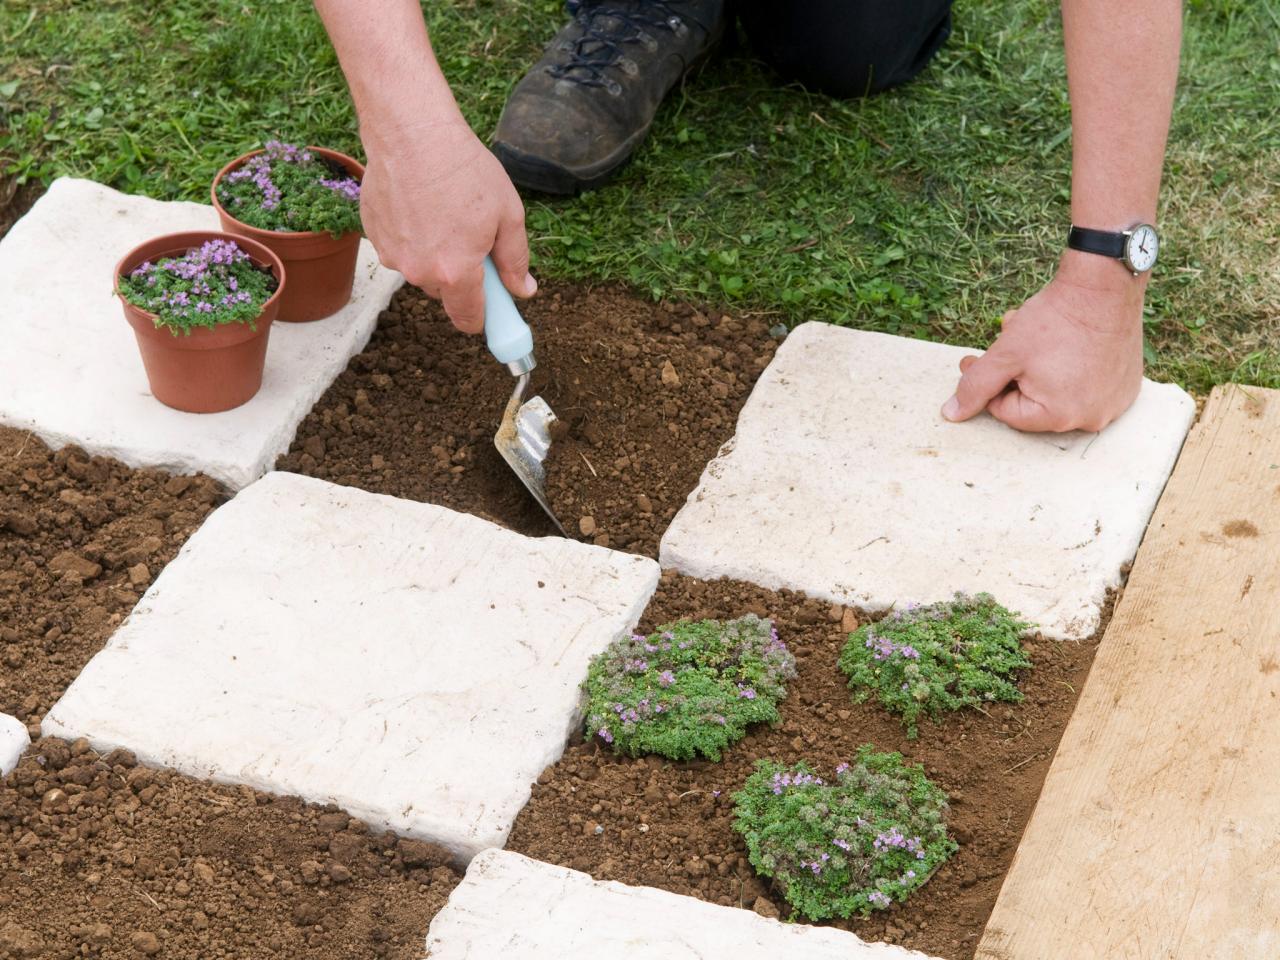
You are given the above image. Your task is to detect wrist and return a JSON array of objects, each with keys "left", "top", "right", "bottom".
[
  {"left": 358, "top": 95, "right": 471, "bottom": 161},
  {"left": 1056, "top": 247, "right": 1150, "bottom": 295}
]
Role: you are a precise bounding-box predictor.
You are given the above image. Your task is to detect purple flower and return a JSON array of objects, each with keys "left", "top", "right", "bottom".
[
  {"left": 832, "top": 838, "right": 851, "bottom": 851},
  {"left": 659, "top": 670, "right": 676, "bottom": 687},
  {"left": 868, "top": 891, "right": 891, "bottom": 908},
  {"left": 597, "top": 727, "right": 613, "bottom": 744},
  {"left": 738, "top": 686, "right": 757, "bottom": 700}
]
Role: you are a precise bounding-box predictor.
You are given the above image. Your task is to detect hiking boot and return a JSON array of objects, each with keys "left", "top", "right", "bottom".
[{"left": 493, "top": 0, "right": 728, "bottom": 194}]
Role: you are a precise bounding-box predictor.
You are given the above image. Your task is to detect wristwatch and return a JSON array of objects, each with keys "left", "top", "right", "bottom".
[{"left": 1067, "top": 223, "right": 1160, "bottom": 276}]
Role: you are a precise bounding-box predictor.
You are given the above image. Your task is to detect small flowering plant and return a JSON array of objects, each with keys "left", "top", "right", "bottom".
[
  {"left": 119, "top": 239, "right": 277, "bottom": 335},
  {"left": 732, "top": 747, "right": 957, "bottom": 921},
  {"left": 216, "top": 140, "right": 362, "bottom": 237},
  {"left": 583, "top": 615, "right": 797, "bottom": 761},
  {"left": 839, "top": 593, "right": 1033, "bottom": 737}
]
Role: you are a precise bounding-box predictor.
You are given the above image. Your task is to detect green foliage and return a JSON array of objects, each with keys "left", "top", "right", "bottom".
[
  {"left": 215, "top": 140, "right": 361, "bottom": 236},
  {"left": 839, "top": 593, "right": 1032, "bottom": 737},
  {"left": 119, "top": 238, "right": 276, "bottom": 334},
  {"left": 2, "top": 1, "right": 1277, "bottom": 390},
  {"left": 733, "top": 748, "right": 957, "bottom": 920},
  {"left": 583, "top": 615, "right": 796, "bottom": 761}
]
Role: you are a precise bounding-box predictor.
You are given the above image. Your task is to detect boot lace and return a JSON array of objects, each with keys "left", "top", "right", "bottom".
[{"left": 550, "top": 1, "right": 705, "bottom": 91}]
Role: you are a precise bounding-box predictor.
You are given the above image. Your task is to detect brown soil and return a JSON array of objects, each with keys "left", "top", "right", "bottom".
[
  {"left": 278, "top": 283, "right": 777, "bottom": 556},
  {"left": 0, "top": 428, "right": 225, "bottom": 730},
  {"left": 0, "top": 739, "right": 460, "bottom": 960},
  {"left": 507, "top": 573, "right": 1103, "bottom": 960},
  {"left": 0, "top": 177, "right": 40, "bottom": 241},
  {"left": 0, "top": 223, "right": 1100, "bottom": 955}
]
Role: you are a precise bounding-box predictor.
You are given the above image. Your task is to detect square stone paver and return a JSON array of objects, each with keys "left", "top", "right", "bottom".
[
  {"left": 660, "top": 323, "right": 1195, "bottom": 640},
  {"left": 0, "top": 178, "right": 403, "bottom": 489},
  {"left": 425, "top": 849, "right": 943, "bottom": 959},
  {"left": 0, "top": 714, "right": 29, "bottom": 777},
  {"left": 43, "top": 473, "right": 659, "bottom": 860}
]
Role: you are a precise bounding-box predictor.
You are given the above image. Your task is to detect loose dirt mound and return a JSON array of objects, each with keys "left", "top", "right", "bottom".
[
  {"left": 507, "top": 573, "right": 1102, "bottom": 960},
  {"left": 0, "top": 429, "right": 223, "bottom": 729},
  {"left": 279, "top": 283, "right": 778, "bottom": 556},
  {"left": 0, "top": 739, "right": 460, "bottom": 959}
]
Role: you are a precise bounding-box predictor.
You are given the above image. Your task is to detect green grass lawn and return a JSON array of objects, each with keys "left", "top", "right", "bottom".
[{"left": 2, "top": 0, "right": 1276, "bottom": 392}]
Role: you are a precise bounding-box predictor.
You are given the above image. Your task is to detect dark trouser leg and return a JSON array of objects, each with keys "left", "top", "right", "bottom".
[{"left": 736, "top": 0, "right": 954, "bottom": 98}]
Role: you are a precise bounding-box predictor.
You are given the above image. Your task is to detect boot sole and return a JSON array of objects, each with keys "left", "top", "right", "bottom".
[{"left": 493, "top": 25, "right": 727, "bottom": 196}]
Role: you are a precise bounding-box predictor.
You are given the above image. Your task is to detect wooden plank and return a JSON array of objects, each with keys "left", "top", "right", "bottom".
[{"left": 976, "top": 384, "right": 1280, "bottom": 960}]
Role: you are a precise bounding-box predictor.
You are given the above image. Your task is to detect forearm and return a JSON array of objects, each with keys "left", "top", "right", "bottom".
[
  {"left": 1062, "top": 0, "right": 1181, "bottom": 234},
  {"left": 312, "top": 0, "right": 465, "bottom": 154}
]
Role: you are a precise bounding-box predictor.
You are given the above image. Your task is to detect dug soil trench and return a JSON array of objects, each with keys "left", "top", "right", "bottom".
[
  {"left": 508, "top": 572, "right": 1105, "bottom": 960},
  {"left": 279, "top": 282, "right": 778, "bottom": 556}
]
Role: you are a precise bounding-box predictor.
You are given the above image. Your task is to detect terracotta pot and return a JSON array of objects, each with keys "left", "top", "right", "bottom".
[
  {"left": 115, "top": 231, "right": 285, "bottom": 414},
  {"left": 211, "top": 146, "right": 364, "bottom": 323}
]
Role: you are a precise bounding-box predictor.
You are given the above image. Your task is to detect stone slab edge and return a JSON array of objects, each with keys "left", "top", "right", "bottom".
[
  {"left": 0, "top": 178, "right": 404, "bottom": 490},
  {"left": 425, "top": 849, "right": 945, "bottom": 959},
  {"left": 41, "top": 474, "right": 660, "bottom": 860},
  {"left": 659, "top": 322, "right": 1196, "bottom": 641},
  {"left": 0, "top": 714, "right": 30, "bottom": 778}
]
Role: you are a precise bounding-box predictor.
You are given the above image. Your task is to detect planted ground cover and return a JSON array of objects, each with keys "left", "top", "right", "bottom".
[
  {"left": 840, "top": 595, "right": 1033, "bottom": 738},
  {"left": 507, "top": 572, "right": 1104, "bottom": 959},
  {"left": 278, "top": 282, "right": 776, "bottom": 557},
  {"left": 585, "top": 615, "right": 796, "bottom": 760}
]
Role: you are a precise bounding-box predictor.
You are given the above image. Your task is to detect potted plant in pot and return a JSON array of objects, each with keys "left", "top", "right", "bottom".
[
  {"left": 115, "top": 233, "right": 285, "bottom": 413},
  {"left": 212, "top": 140, "right": 364, "bottom": 323}
]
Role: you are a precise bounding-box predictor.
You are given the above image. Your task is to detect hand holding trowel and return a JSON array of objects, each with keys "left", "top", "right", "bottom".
[{"left": 480, "top": 256, "right": 568, "bottom": 536}]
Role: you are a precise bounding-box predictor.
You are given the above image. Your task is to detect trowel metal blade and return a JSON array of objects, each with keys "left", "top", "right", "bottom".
[{"left": 495, "top": 394, "right": 567, "bottom": 536}]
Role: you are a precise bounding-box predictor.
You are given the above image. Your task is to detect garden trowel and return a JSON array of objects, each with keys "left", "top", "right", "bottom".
[{"left": 482, "top": 256, "right": 568, "bottom": 536}]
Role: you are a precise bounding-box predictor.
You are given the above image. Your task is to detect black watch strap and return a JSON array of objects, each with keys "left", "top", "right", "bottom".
[{"left": 1067, "top": 226, "right": 1126, "bottom": 259}]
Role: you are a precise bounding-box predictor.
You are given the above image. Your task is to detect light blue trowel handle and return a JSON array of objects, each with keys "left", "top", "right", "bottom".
[{"left": 482, "top": 256, "right": 534, "bottom": 368}]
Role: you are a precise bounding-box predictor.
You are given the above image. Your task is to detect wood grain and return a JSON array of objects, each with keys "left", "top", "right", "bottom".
[{"left": 976, "top": 385, "right": 1280, "bottom": 960}]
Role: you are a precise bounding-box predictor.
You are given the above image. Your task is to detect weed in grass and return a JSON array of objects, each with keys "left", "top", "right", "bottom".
[
  {"left": 839, "top": 593, "right": 1032, "bottom": 737},
  {"left": 583, "top": 615, "right": 796, "bottom": 761},
  {"left": 733, "top": 748, "right": 957, "bottom": 920}
]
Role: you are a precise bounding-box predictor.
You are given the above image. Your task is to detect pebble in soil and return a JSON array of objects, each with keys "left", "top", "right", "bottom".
[
  {"left": 507, "top": 572, "right": 1103, "bottom": 960},
  {"left": 0, "top": 739, "right": 461, "bottom": 960},
  {"left": 277, "top": 282, "right": 779, "bottom": 557},
  {"left": 0, "top": 428, "right": 225, "bottom": 733}
]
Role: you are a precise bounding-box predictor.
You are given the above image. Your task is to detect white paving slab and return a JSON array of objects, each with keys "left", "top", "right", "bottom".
[
  {"left": 0, "top": 714, "right": 30, "bottom": 777},
  {"left": 660, "top": 323, "right": 1195, "bottom": 641},
  {"left": 425, "top": 849, "right": 943, "bottom": 959},
  {"left": 0, "top": 178, "right": 403, "bottom": 490},
  {"left": 43, "top": 472, "right": 659, "bottom": 860}
]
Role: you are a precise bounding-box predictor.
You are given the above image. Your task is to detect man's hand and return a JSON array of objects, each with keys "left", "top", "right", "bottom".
[
  {"left": 313, "top": 0, "right": 535, "bottom": 335},
  {"left": 941, "top": 252, "right": 1145, "bottom": 433},
  {"left": 361, "top": 118, "right": 535, "bottom": 334}
]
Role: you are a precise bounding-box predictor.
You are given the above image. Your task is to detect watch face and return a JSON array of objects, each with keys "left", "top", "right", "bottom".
[{"left": 1125, "top": 224, "right": 1159, "bottom": 273}]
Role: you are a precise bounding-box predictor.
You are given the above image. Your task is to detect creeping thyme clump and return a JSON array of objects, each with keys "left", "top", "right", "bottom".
[
  {"left": 216, "top": 140, "right": 362, "bottom": 236},
  {"left": 584, "top": 615, "right": 796, "bottom": 761},
  {"left": 733, "top": 748, "right": 957, "bottom": 920},
  {"left": 839, "top": 593, "right": 1032, "bottom": 737},
  {"left": 119, "top": 239, "right": 277, "bottom": 335}
]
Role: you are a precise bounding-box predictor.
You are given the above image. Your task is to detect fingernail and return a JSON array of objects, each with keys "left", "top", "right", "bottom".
[
  {"left": 523, "top": 272, "right": 537, "bottom": 296},
  {"left": 942, "top": 396, "right": 961, "bottom": 421}
]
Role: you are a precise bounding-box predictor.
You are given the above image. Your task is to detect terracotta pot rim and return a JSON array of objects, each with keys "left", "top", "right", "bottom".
[
  {"left": 114, "top": 230, "right": 287, "bottom": 342},
  {"left": 210, "top": 145, "right": 365, "bottom": 242}
]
